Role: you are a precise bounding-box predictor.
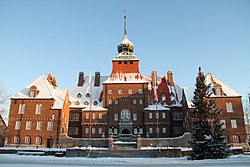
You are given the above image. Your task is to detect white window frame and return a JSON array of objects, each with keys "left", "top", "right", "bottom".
[
  {"left": 149, "top": 127, "right": 153, "bottom": 134},
  {"left": 231, "top": 119, "right": 237, "bottom": 128},
  {"left": 118, "top": 89, "right": 122, "bottom": 94},
  {"left": 133, "top": 113, "right": 137, "bottom": 121},
  {"left": 36, "top": 121, "right": 42, "bottom": 130},
  {"left": 86, "top": 128, "right": 89, "bottom": 134},
  {"left": 86, "top": 113, "right": 89, "bottom": 119},
  {"left": 25, "top": 121, "right": 32, "bottom": 130},
  {"left": 108, "top": 89, "right": 112, "bottom": 94},
  {"left": 68, "top": 127, "right": 72, "bottom": 135},
  {"left": 99, "top": 128, "right": 102, "bottom": 134},
  {"left": 162, "top": 127, "right": 166, "bottom": 133},
  {"left": 155, "top": 112, "right": 159, "bottom": 119},
  {"left": 139, "top": 99, "right": 143, "bottom": 105},
  {"left": 47, "top": 122, "right": 53, "bottom": 131},
  {"left": 134, "top": 128, "right": 138, "bottom": 134},
  {"left": 14, "top": 136, "right": 20, "bottom": 144},
  {"left": 226, "top": 102, "right": 233, "bottom": 112},
  {"left": 92, "top": 113, "right": 96, "bottom": 119},
  {"left": 162, "top": 112, "right": 166, "bottom": 119},
  {"left": 109, "top": 99, "right": 112, "bottom": 105},
  {"left": 220, "top": 120, "right": 226, "bottom": 129},
  {"left": 128, "top": 89, "right": 133, "bottom": 94},
  {"left": 15, "top": 121, "right": 21, "bottom": 130},
  {"left": 115, "top": 100, "right": 118, "bottom": 104},
  {"left": 35, "top": 104, "right": 42, "bottom": 114},
  {"left": 35, "top": 136, "right": 42, "bottom": 145},
  {"left": 133, "top": 99, "right": 136, "bottom": 105},
  {"left": 114, "top": 113, "right": 118, "bottom": 121},
  {"left": 18, "top": 104, "right": 25, "bottom": 114},
  {"left": 121, "top": 109, "right": 131, "bottom": 120},
  {"left": 149, "top": 112, "right": 152, "bottom": 119},
  {"left": 138, "top": 89, "right": 143, "bottom": 94},
  {"left": 92, "top": 128, "right": 96, "bottom": 134},
  {"left": 73, "top": 127, "right": 78, "bottom": 135},
  {"left": 24, "top": 136, "right": 31, "bottom": 144},
  {"left": 114, "top": 128, "right": 118, "bottom": 134},
  {"left": 99, "top": 113, "right": 102, "bottom": 119},
  {"left": 139, "top": 128, "right": 143, "bottom": 134},
  {"left": 109, "top": 128, "right": 112, "bottom": 135},
  {"left": 233, "top": 135, "right": 240, "bottom": 143}
]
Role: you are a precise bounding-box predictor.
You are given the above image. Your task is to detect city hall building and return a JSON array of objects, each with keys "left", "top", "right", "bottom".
[{"left": 5, "top": 17, "right": 247, "bottom": 148}]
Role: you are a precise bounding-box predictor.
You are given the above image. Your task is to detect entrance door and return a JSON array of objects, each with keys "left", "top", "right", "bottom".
[
  {"left": 122, "top": 128, "right": 130, "bottom": 134},
  {"left": 47, "top": 138, "right": 53, "bottom": 148}
]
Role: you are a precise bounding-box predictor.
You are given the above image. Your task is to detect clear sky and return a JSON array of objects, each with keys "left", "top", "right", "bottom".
[{"left": 0, "top": 0, "right": 250, "bottom": 100}]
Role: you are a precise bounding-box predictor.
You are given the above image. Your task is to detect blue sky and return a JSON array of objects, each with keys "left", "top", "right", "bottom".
[{"left": 0, "top": 0, "right": 250, "bottom": 100}]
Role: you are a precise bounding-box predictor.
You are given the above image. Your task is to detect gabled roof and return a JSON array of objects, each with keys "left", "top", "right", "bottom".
[
  {"left": 205, "top": 73, "right": 241, "bottom": 97},
  {"left": 12, "top": 75, "right": 68, "bottom": 109}
]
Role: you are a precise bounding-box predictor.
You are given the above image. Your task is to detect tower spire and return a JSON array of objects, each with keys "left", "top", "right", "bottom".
[{"left": 124, "top": 13, "right": 128, "bottom": 40}]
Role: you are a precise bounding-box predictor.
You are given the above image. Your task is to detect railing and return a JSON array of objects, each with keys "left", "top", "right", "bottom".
[{"left": 112, "top": 133, "right": 138, "bottom": 142}]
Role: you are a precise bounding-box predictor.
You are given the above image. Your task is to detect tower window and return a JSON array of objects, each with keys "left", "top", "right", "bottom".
[{"left": 130, "top": 61, "right": 133, "bottom": 64}]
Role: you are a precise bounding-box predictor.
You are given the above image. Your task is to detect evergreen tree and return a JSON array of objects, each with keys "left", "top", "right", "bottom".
[{"left": 188, "top": 67, "right": 230, "bottom": 160}]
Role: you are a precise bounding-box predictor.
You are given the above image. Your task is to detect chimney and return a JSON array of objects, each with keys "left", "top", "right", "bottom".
[
  {"left": 94, "top": 71, "right": 100, "bottom": 87},
  {"left": 77, "top": 72, "right": 84, "bottom": 87},
  {"left": 167, "top": 71, "right": 174, "bottom": 86},
  {"left": 52, "top": 77, "right": 57, "bottom": 88},
  {"left": 151, "top": 70, "right": 157, "bottom": 86}
]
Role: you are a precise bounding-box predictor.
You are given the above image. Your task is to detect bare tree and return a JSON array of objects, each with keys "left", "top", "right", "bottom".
[{"left": 0, "top": 85, "right": 9, "bottom": 139}]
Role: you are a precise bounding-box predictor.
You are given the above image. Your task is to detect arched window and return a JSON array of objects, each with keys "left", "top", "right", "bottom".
[
  {"left": 161, "top": 93, "right": 166, "bottom": 101},
  {"left": 29, "top": 85, "right": 38, "bottom": 98},
  {"left": 14, "top": 136, "right": 20, "bottom": 144},
  {"left": 36, "top": 136, "right": 42, "bottom": 145},
  {"left": 233, "top": 135, "right": 240, "bottom": 143},
  {"left": 121, "top": 109, "right": 131, "bottom": 120},
  {"left": 86, "top": 93, "right": 90, "bottom": 98},
  {"left": 24, "top": 136, "right": 31, "bottom": 144}
]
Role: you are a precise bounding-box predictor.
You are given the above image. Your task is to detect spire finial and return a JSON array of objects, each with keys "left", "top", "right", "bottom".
[{"left": 123, "top": 9, "right": 128, "bottom": 40}]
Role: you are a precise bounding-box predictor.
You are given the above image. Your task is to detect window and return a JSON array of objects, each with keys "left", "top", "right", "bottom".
[
  {"left": 231, "top": 119, "right": 237, "bottom": 128},
  {"left": 24, "top": 136, "right": 31, "bottom": 144},
  {"left": 226, "top": 102, "right": 233, "bottom": 112},
  {"left": 25, "top": 121, "right": 32, "bottom": 130},
  {"left": 18, "top": 104, "right": 25, "bottom": 114},
  {"left": 108, "top": 90, "right": 112, "bottom": 94},
  {"left": 99, "top": 128, "right": 102, "bottom": 134},
  {"left": 84, "top": 101, "right": 89, "bottom": 105},
  {"left": 121, "top": 109, "right": 131, "bottom": 120},
  {"left": 155, "top": 112, "right": 159, "bottom": 119},
  {"left": 47, "top": 122, "right": 53, "bottom": 131},
  {"left": 35, "top": 104, "right": 42, "bottom": 114},
  {"left": 29, "top": 85, "right": 37, "bottom": 98},
  {"left": 134, "top": 128, "right": 138, "bottom": 134},
  {"left": 114, "top": 128, "right": 118, "bottom": 134},
  {"left": 138, "top": 89, "right": 143, "bottom": 94},
  {"left": 35, "top": 136, "right": 42, "bottom": 145},
  {"left": 149, "top": 128, "right": 153, "bottom": 134},
  {"left": 36, "top": 122, "right": 42, "bottom": 130},
  {"left": 92, "top": 113, "right": 96, "bottom": 119},
  {"left": 86, "top": 113, "right": 89, "bottom": 119},
  {"left": 92, "top": 128, "right": 96, "bottom": 134},
  {"left": 220, "top": 120, "right": 226, "bottom": 129},
  {"left": 215, "top": 88, "right": 222, "bottom": 96},
  {"left": 114, "top": 113, "right": 118, "bottom": 121},
  {"left": 133, "top": 100, "right": 136, "bottom": 105},
  {"left": 99, "top": 113, "right": 102, "bottom": 119},
  {"left": 68, "top": 127, "right": 72, "bottom": 135},
  {"left": 86, "top": 93, "right": 90, "bottom": 98},
  {"left": 93, "top": 101, "right": 98, "bottom": 105},
  {"left": 15, "top": 121, "right": 21, "bottom": 130},
  {"left": 149, "top": 112, "right": 152, "bottom": 119},
  {"left": 133, "top": 113, "right": 137, "bottom": 121},
  {"left": 139, "top": 99, "right": 143, "bottom": 105},
  {"left": 86, "top": 128, "right": 89, "bottom": 134},
  {"left": 162, "top": 112, "right": 166, "bottom": 119},
  {"left": 162, "top": 93, "right": 166, "bottom": 101},
  {"left": 118, "top": 89, "right": 122, "bottom": 94},
  {"left": 139, "top": 128, "right": 143, "bottom": 134},
  {"left": 73, "top": 127, "right": 78, "bottom": 135},
  {"left": 173, "top": 127, "right": 180, "bottom": 134},
  {"left": 109, "top": 128, "right": 112, "bottom": 135},
  {"left": 130, "top": 61, "right": 133, "bottom": 64},
  {"left": 171, "top": 100, "right": 176, "bottom": 105},
  {"left": 74, "top": 114, "right": 79, "bottom": 121},
  {"left": 109, "top": 99, "right": 112, "bottom": 105},
  {"left": 173, "top": 112, "right": 182, "bottom": 120},
  {"left": 162, "top": 127, "right": 166, "bottom": 133},
  {"left": 77, "top": 93, "right": 82, "bottom": 98},
  {"left": 14, "top": 136, "right": 20, "bottom": 144},
  {"left": 75, "top": 101, "right": 80, "bottom": 105},
  {"left": 115, "top": 100, "right": 118, "bottom": 104},
  {"left": 233, "top": 135, "right": 240, "bottom": 143},
  {"left": 128, "top": 89, "right": 133, "bottom": 94}
]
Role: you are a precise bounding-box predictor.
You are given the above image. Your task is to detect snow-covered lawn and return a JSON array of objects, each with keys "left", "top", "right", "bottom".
[{"left": 0, "top": 154, "right": 250, "bottom": 167}]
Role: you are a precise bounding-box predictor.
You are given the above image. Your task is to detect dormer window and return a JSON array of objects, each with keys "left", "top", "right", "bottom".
[
  {"left": 170, "top": 92, "right": 175, "bottom": 97},
  {"left": 162, "top": 93, "right": 166, "bottom": 101},
  {"left": 29, "top": 85, "right": 38, "bottom": 98},
  {"left": 94, "top": 101, "right": 98, "bottom": 105},
  {"left": 77, "top": 93, "right": 82, "bottom": 98},
  {"left": 75, "top": 101, "right": 80, "bottom": 105},
  {"left": 171, "top": 100, "right": 176, "bottom": 105},
  {"left": 84, "top": 101, "right": 89, "bottom": 105},
  {"left": 86, "top": 93, "right": 90, "bottom": 98}
]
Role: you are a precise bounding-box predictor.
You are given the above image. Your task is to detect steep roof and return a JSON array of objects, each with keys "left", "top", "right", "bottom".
[
  {"left": 70, "top": 76, "right": 108, "bottom": 110},
  {"left": 12, "top": 75, "right": 68, "bottom": 109},
  {"left": 205, "top": 73, "right": 241, "bottom": 97}
]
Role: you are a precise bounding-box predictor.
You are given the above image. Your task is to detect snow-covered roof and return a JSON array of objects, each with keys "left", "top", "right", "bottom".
[
  {"left": 82, "top": 105, "right": 108, "bottom": 111},
  {"left": 70, "top": 76, "right": 108, "bottom": 111},
  {"left": 183, "top": 87, "right": 195, "bottom": 109},
  {"left": 12, "top": 75, "right": 68, "bottom": 109},
  {"left": 103, "top": 73, "right": 148, "bottom": 84},
  {"left": 144, "top": 104, "right": 170, "bottom": 111},
  {"left": 113, "top": 53, "right": 138, "bottom": 61},
  {"left": 205, "top": 73, "right": 241, "bottom": 97},
  {"left": 142, "top": 75, "right": 183, "bottom": 107},
  {"left": 69, "top": 95, "right": 85, "bottom": 108}
]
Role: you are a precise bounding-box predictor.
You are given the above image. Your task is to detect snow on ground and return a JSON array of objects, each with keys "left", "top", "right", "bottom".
[{"left": 0, "top": 154, "right": 250, "bottom": 167}]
